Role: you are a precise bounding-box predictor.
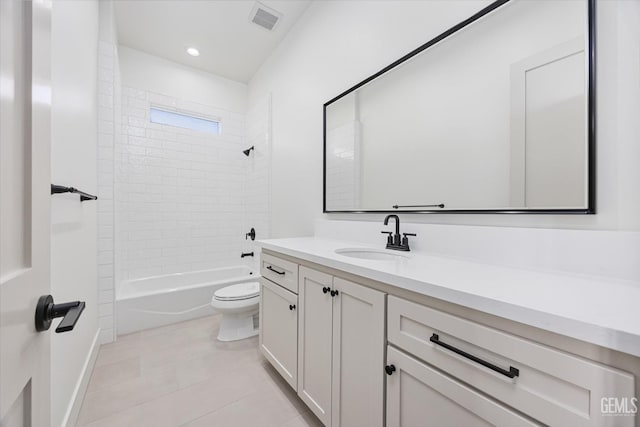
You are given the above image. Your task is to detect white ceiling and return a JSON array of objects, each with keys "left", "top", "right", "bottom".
[{"left": 114, "top": 0, "right": 312, "bottom": 83}]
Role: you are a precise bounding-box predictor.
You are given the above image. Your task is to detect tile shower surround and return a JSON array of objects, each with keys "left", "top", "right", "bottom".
[
  {"left": 117, "top": 88, "right": 247, "bottom": 281},
  {"left": 117, "top": 88, "right": 270, "bottom": 280},
  {"left": 97, "top": 72, "right": 271, "bottom": 341},
  {"left": 97, "top": 40, "right": 119, "bottom": 343}
]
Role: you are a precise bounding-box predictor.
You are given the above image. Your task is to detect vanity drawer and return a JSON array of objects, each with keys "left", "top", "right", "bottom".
[
  {"left": 387, "top": 296, "right": 635, "bottom": 427},
  {"left": 386, "top": 346, "right": 540, "bottom": 427},
  {"left": 261, "top": 252, "right": 299, "bottom": 294}
]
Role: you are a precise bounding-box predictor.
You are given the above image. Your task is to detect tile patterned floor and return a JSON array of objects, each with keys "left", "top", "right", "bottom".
[{"left": 77, "top": 315, "right": 322, "bottom": 427}]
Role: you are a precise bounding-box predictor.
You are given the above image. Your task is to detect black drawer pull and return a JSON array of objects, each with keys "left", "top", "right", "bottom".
[
  {"left": 330, "top": 289, "right": 339, "bottom": 297},
  {"left": 430, "top": 333, "right": 519, "bottom": 379},
  {"left": 289, "top": 304, "right": 296, "bottom": 311},
  {"left": 322, "top": 287, "right": 330, "bottom": 294},
  {"left": 266, "top": 265, "right": 285, "bottom": 275},
  {"left": 385, "top": 364, "right": 396, "bottom": 375}
]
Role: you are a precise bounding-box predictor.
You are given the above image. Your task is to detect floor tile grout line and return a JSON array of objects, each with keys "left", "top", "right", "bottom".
[
  {"left": 80, "top": 354, "right": 260, "bottom": 422},
  {"left": 78, "top": 332, "right": 196, "bottom": 423},
  {"left": 77, "top": 382, "right": 180, "bottom": 427},
  {"left": 79, "top": 315, "right": 319, "bottom": 427},
  {"left": 85, "top": 340, "right": 261, "bottom": 400},
  {"left": 178, "top": 381, "right": 307, "bottom": 427},
  {"left": 277, "top": 410, "right": 318, "bottom": 427},
  {"left": 177, "top": 390, "right": 257, "bottom": 427},
  {"left": 84, "top": 354, "right": 142, "bottom": 395}
]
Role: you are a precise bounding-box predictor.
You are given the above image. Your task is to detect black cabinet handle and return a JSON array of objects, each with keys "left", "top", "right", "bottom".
[
  {"left": 322, "top": 287, "right": 330, "bottom": 294},
  {"left": 330, "top": 289, "right": 339, "bottom": 297},
  {"left": 430, "top": 333, "right": 519, "bottom": 378},
  {"left": 385, "top": 364, "right": 396, "bottom": 375},
  {"left": 289, "top": 304, "right": 296, "bottom": 311},
  {"left": 35, "top": 295, "right": 86, "bottom": 333},
  {"left": 266, "top": 265, "right": 285, "bottom": 275}
]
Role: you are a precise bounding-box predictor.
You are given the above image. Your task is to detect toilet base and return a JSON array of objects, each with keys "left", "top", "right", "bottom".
[{"left": 217, "top": 310, "right": 259, "bottom": 342}]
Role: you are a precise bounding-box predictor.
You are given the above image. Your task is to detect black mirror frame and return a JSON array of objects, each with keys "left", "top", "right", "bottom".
[{"left": 322, "top": 0, "right": 596, "bottom": 215}]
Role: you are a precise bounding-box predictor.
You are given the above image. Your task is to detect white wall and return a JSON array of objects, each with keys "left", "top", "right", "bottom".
[
  {"left": 119, "top": 46, "right": 247, "bottom": 113},
  {"left": 249, "top": 0, "right": 640, "bottom": 233},
  {"left": 50, "top": 1, "right": 99, "bottom": 426}
]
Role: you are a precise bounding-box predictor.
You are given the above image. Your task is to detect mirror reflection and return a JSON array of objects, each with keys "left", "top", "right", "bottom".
[{"left": 324, "top": 0, "right": 592, "bottom": 213}]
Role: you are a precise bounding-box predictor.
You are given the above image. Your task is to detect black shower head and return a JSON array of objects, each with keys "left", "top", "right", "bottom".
[{"left": 243, "top": 146, "right": 255, "bottom": 156}]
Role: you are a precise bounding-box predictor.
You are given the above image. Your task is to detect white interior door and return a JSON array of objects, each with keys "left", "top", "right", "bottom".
[
  {"left": 509, "top": 37, "right": 586, "bottom": 208},
  {"left": 0, "top": 0, "right": 52, "bottom": 425}
]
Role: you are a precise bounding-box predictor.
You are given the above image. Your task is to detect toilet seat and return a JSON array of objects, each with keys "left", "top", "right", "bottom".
[{"left": 213, "top": 281, "right": 259, "bottom": 302}]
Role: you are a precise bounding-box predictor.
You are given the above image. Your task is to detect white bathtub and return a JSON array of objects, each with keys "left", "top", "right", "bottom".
[{"left": 116, "top": 266, "right": 256, "bottom": 335}]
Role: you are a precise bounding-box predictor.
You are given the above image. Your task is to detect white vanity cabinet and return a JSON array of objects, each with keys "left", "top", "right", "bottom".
[
  {"left": 259, "top": 248, "right": 638, "bottom": 427},
  {"left": 386, "top": 296, "right": 636, "bottom": 427},
  {"left": 259, "top": 252, "right": 301, "bottom": 390},
  {"left": 298, "top": 266, "right": 385, "bottom": 427},
  {"left": 259, "top": 277, "right": 298, "bottom": 390}
]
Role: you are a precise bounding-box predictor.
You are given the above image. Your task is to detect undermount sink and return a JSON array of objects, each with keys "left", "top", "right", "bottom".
[{"left": 335, "top": 248, "right": 409, "bottom": 261}]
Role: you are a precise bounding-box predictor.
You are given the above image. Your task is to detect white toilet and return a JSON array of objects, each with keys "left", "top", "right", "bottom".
[{"left": 210, "top": 281, "right": 260, "bottom": 342}]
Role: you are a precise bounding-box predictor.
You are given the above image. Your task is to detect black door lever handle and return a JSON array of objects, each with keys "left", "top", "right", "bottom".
[{"left": 35, "top": 295, "right": 86, "bottom": 333}]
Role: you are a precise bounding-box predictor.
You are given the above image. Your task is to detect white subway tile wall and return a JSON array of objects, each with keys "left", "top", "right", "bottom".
[
  {"left": 243, "top": 95, "right": 272, "bottom": 271},
  {"left": 117, "top": 87, "right": 245, "bottom": 280},
  {"left": 97, "top": 40, "right": 120, "bottom": 344},
  {"left": 116, "top": 89, "right": 271, "bottom": 280}
]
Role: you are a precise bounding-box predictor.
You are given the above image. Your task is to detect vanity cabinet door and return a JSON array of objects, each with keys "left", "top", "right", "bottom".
[
  {"left": 259, "top": 278, "right": 298, "bottom": 390},
  {"left": 386, "top": 346, "right": 541, "bottom": 427},
  {"left": 298, "top": 266, "right": 334, "bottom": 426},
  {"left": 331, "top": 278, "right": 385, "bottom": 427}
]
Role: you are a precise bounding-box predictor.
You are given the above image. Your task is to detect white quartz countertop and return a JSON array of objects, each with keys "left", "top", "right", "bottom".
[{"left": 257, "top": 237, "right": 640, "bottom": 358}]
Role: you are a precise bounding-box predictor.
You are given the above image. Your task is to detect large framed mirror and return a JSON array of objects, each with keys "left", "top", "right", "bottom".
[{"left": 323, "top": 0, "right": 595, "bottom": 214}]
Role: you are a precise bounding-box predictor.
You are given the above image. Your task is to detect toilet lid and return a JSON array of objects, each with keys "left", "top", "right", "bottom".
[{"left": 214, "top": 282, "right": 260, "bottom": 301}]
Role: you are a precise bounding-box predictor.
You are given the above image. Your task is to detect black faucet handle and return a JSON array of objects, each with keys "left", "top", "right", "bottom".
[
  {"left": 380, "top": 231, "right": 393, "bottom": 235},
  {"left": 401, "top": 233, "right": 416, "bottom": 250},
  {"left": 381, "top": 231, "right": 393, "bottom": 245}
]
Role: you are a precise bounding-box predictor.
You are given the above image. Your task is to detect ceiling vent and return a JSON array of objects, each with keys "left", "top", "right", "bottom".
[{"left": 249, "top": 2, "right": 282, "bottom": 31}]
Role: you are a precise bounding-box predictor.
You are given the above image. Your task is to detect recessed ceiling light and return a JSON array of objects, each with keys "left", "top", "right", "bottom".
[{"left": 186, "top": 47, "right": 200, "bottom": 57}]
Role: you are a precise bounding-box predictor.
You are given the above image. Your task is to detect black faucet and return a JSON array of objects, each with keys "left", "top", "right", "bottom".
[
  {"left": 382, "top": 215, "right": 416, "bottom": 251},
  {"left": 384, "top": 215, "right": 401, "bottom": 246}
]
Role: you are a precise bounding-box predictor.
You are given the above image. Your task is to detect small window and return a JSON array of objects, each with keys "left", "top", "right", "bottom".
[{"left": 149, "top": 108, "right": 220, "bottom": 135}]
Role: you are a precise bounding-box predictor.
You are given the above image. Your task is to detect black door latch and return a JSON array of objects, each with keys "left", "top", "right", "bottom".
[{"left": 35, "top": 295, "right": 86, "bottom": 333}]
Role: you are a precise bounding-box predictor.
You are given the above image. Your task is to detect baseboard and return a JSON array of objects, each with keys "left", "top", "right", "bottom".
[{"left": 62, "top": 328, "right": 101, "bottom": 427}]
